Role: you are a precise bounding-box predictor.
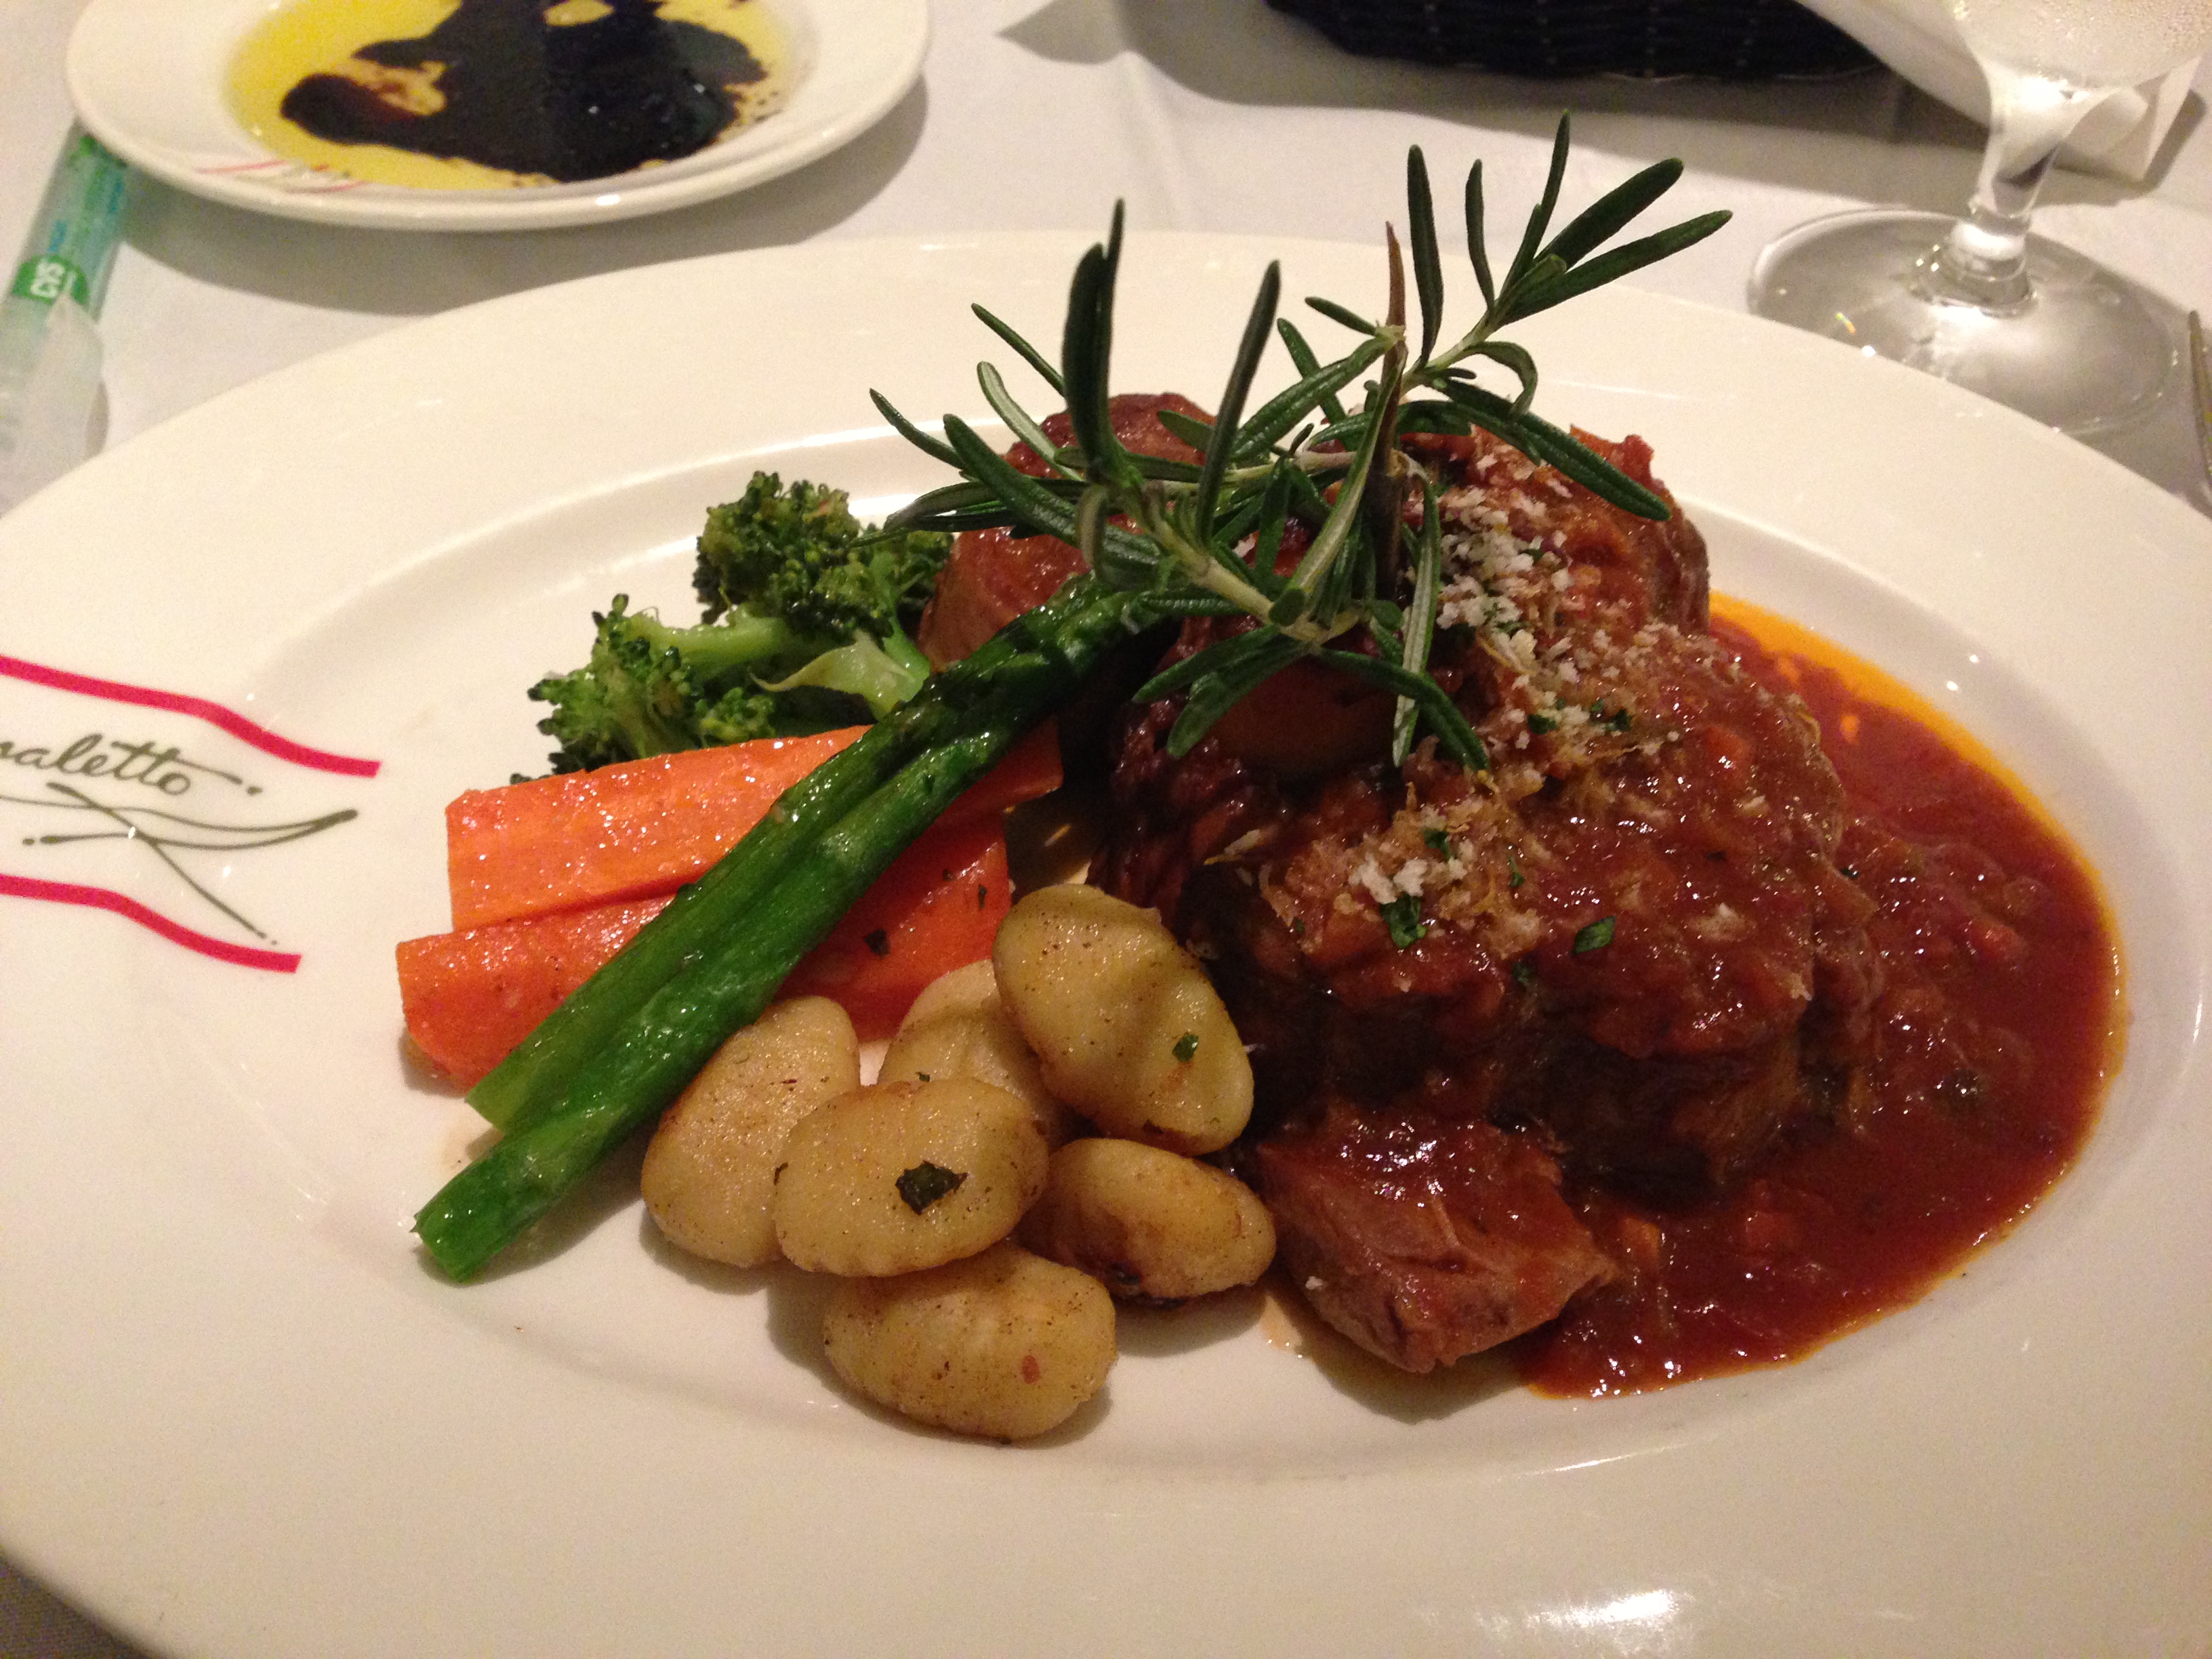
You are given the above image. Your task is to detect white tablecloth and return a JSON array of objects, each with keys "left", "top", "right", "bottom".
[{"left": 3, "top": 0, "right": 2209, "bottom": 1650}]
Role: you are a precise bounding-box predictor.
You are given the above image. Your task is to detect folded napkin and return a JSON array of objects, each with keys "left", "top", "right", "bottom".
[{"left": 1798, "top": 0, "right": 2198, "bottom": 180}]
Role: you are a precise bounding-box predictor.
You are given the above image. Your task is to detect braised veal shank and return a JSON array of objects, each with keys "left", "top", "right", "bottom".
[{"left": 924, "top": 399, "right": 1997, "bottom": 1376}]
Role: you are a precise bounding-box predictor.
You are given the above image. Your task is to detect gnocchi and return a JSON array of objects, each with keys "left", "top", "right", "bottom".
[
  {"left": 1020, "top": 1137, "right": 1275, "bottom": 1302},
  {"left": 880, "top": 960, "right": 1077, "bottom": 1147},
  {"left": 822, "top": 1242, "right": 1116, "bottom": 1440},
  {"left": 641, "top": 892, "right": 1277, "bottom": 1440},
  {"left": 772, "top": 1077, "right": 1050, "bottom": 1276},
  {"left": 640, "top": 996, "right": 860, "bottom": 1267},
  {"left": 993, "top": 885, "right": 1252, "bottom": 1155}
]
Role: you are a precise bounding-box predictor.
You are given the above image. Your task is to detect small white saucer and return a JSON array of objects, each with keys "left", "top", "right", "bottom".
[{"left": 64, "top": 0, "right": 926, "bottom": 232}]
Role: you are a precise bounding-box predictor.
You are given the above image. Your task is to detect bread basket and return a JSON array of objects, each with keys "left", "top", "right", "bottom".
[{"left": 1265, "top": 0, "right": 1876, "bottom": 79}]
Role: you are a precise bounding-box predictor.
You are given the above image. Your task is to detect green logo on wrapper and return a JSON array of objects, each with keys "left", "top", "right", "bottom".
[{"left": 8, "top": 255, "right": 88, "bottom": 308}]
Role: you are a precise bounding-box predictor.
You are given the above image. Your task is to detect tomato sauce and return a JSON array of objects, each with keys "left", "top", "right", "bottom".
[{"left": 1515, "top": 598, "right": 2122, "bottom": 1395}]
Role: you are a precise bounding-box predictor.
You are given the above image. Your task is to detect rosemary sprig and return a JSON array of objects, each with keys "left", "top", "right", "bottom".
[
  {"left": 1393, "top": 478, "right": 1444, "bottom": 766},
  {"left": 1330, "top": 117, "right": 1731, "bottom": 520},
  {"left": 876, "top": 121, "right": 1727, "bottom": 771}
]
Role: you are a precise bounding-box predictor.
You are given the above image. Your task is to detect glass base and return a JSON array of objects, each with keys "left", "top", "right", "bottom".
[{"left": 1748, "top": 209, "right": 2180, "bottom": 436}]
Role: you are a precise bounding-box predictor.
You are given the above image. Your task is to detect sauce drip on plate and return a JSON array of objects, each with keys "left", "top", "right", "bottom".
[
  {"left": 228, "top": 0, "right": 787, "bottom": 190},
  {"left": 1514, "top": 598, "right": 2121, "bottom": 1395}
]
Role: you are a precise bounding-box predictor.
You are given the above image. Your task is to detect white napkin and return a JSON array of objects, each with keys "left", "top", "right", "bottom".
[{"left": 1797, "top": 0, "right": 2199, "bottom": 181}]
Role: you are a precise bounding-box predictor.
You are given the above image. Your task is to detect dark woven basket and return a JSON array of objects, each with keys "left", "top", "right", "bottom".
[{"left": 1265, "top": 0, "right": 1876, "bottom": 80}]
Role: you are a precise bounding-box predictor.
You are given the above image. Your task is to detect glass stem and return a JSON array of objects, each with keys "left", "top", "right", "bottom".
[{"left": 1925, "top": 65, "right": 2113, "bottom": 314}]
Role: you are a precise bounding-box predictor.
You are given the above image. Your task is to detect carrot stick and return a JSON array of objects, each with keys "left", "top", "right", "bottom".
[
  {"left": 446, "top": 723, "right": 1057, "bottom": 930},
  {"left": 780, "top": 811, "right": 1010, "bottom": 1040},
  {"left": 402, "top": 815, "right": 1013, "bottom": 1085},
  {"left": 399, "top": 895, "right": 672, "bottom": 1087}
]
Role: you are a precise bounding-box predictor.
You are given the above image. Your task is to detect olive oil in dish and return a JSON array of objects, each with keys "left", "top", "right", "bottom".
[{"left": 227, "top": 0, "right": 790, "bottom": 190}]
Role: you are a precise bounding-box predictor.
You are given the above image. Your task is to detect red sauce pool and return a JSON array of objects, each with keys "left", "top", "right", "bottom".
[{"left": 1515, "top": 597, "right": 2123, "bottom": 1395}]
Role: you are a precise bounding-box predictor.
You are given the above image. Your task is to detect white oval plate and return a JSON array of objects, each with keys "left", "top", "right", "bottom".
[
  {"left": 64, "top": 0, "right": 925, "bottom": 230},
  {"left": 0, "top": 234, "right": 2207, "bottom": 1658}
]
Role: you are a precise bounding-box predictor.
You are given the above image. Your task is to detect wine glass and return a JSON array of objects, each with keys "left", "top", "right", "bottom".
[{"left": 1748, "top": 0, "right": 2212, "bottom": 434}]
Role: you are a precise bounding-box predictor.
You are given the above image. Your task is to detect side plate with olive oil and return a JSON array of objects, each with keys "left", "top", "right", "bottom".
[{"left": 64, "top": 0, "right": 926, "bottom": 230}]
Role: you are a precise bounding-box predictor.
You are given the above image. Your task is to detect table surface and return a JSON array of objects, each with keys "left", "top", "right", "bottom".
[{"left": 3, "top": 0, "right": 2209, "bottom": 1651}]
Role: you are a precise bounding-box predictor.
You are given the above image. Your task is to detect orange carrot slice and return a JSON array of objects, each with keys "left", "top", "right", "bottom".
[
  {"left": 781, "top": 811, "right": 1010, "bottom": 1040},
  {"left": 401, "top": 814, "right": 1015, "bottom": 1085},
  {"left": 398, "top": 895, "right": 672, "bottom": 1088},
  {"left": 446, "top": 724, "right": 1058, "bottom": 930}
]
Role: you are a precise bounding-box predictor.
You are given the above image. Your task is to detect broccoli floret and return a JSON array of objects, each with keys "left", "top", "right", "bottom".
[
  {"left": 527, "top": 475, "right": 953, "bottom": 774},
  {"left": 527, "top": 596, "right": 773, "bottom": 773},
  {"left": 694, "top": 472, "right": 950, "bottom": 642}
]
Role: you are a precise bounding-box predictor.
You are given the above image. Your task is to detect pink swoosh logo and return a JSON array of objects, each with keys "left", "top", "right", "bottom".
[
  {"left": 0, "top": 655, "right": 380, "bottom": 776},
  {"left": 3, "top": 653, "right": 380, "bottom": 971},
  {"left": 0, "top": 874, "right": 302, "bottom": 972}
]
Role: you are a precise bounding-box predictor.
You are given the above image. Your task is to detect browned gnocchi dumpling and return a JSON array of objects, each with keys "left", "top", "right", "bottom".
[
  {"left": 639, "top": 996, "right": 860, "bottom": 1267},
  {"left": 880, "top": 960, "right": 1076, "bottom": 1147},
  {"left": 992, "top": 885, "right": 1252, "bottom": 1155},
  {"left": 772, "top": 1077, "right": 1049, "bottom": 1276},
  {"left": 1021, "top": 1137, "right": 1275, "bottom": 1301},
  {"left": 822, "top": 1242, "right": 1115, "bottom": 1439}
]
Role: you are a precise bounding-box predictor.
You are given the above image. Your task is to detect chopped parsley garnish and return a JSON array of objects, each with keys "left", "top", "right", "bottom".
[
  {"left": 895, "top": 1162, "right": 966, "bottom": 1213},
  {"left": 1172, "top": 1031, "right": 1200, "bottom": 1062},
  {"left": 1422, "top": 826, "right": 1452, "bottom": 855},
  {"left": 1572, "top": 916, "right": 1616, "bottom": 953},
  {"left": 1380, "top": 893, "right": 1427, "bottom": 949},
  {"left": 1512, "top": 959, "right": 1538, "bottom": 989},
  {"left": 1506, "top": 847, "right": 1525, "bottom": 891},
  {"left": 1528, "top": 712, "right": 1559, "bottom": 735}
]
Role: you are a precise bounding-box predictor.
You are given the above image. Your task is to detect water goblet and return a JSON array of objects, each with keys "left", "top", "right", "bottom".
[{"left": 1748, "top": 0, "right": 2212, "bottom": 434}]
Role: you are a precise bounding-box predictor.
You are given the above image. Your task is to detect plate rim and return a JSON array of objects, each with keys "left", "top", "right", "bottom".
[{"left": 1, "top": 230, "right": 2208, "bottom": 1659}]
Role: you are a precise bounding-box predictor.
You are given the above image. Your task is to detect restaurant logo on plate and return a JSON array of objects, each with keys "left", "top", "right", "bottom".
[{"left": 0, "top": 654, "right": 377, "bottom": 971}]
